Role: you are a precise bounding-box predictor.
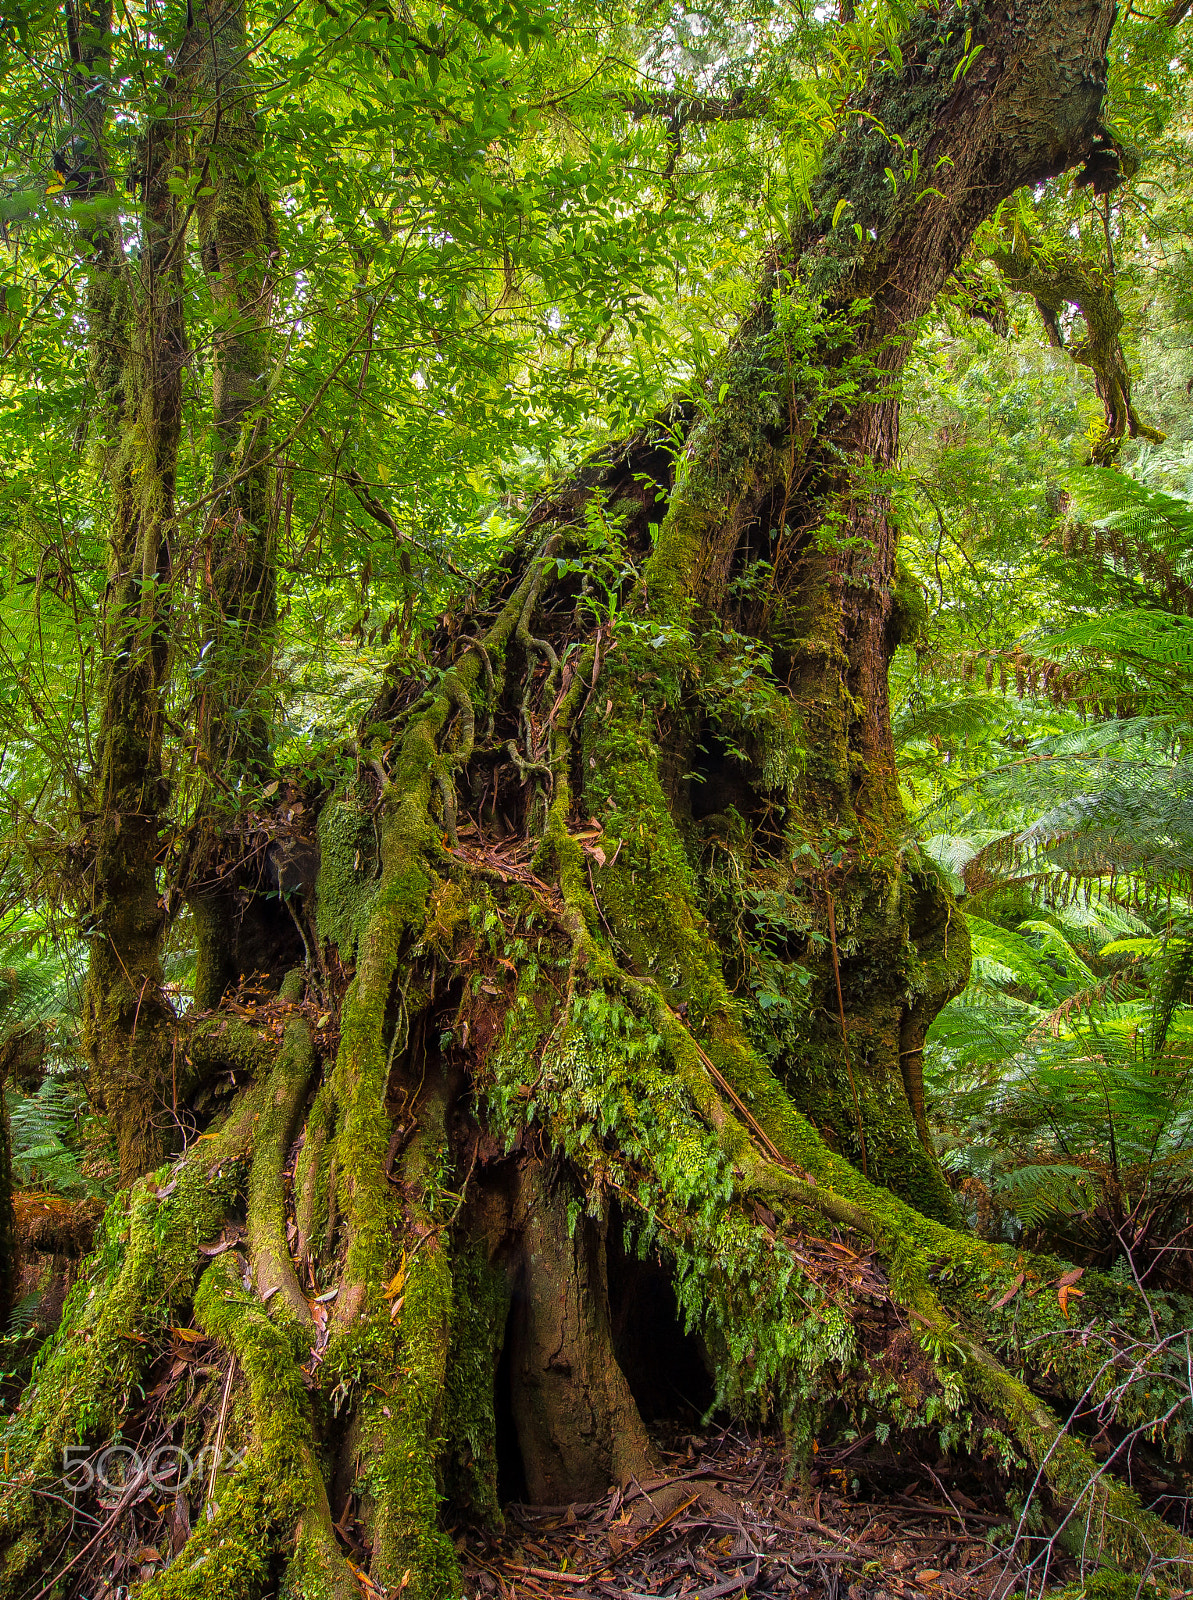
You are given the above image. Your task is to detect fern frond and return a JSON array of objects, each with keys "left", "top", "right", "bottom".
[
  {"left": 895, "top": 692, "right": 1015, "bottom": 748},
  {"left": 965, "top": 916, "right": 1060, "bottom": 1002},
  {"left": 1066, "top": 468, "right": 1193, "bottom": 614},
  {"left": 990, "top": 1161, "right": 1094, "bottom": 1227},
  {"left": 1148, "top": 927, "right": 1193, "bottom": 1060},
  {"left": 7, "top": 1078, "right": 94, "bottom": 1196},
  {"left": 6, "top": 1293, "right": 42, "bottom": 1337}
]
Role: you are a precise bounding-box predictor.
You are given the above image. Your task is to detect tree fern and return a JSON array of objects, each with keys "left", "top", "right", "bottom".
[
  {"left": 0, "top": 929, "right": 82, "bottom": 1047},
  {"left": 915, "top": 454, "right": 1193, "bottom": 1281},
  {"left": 1066, "top": 466, "right": 1193, "bottom": 614}
]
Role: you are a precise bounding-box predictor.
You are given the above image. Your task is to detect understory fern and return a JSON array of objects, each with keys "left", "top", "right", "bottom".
[
  {"left": 0, "top": 918, "right": 98, "bottom": 1196},
  {"left": 7, "top": 1079, "right": 97, "bottom": 1197},
  {"left": 910, "top": 460, "right": 1193, "bottom": 1285}
]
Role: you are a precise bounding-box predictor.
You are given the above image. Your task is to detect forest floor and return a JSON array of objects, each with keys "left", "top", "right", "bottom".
[{"left": 458, "top": 1427, "right": 1090, "bottom": 1600}]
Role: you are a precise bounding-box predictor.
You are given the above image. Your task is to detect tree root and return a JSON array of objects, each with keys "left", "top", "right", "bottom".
[
  {"left": 4, "top": 534, "right": 1191, "bottom": 1599},
  {"left": 246, "top": 1007, "right": 317, "bottom": 1333},
  {"left": 138, "top": 1252, "right": 356, "bottom": 1600}
]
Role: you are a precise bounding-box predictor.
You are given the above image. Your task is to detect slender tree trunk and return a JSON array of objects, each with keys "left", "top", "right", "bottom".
[
  {"left": 185, "top": 0, "right": 281, "bottom": 1009},
  {"left": 78, "top": 2, "right": 188, "bottom": 1181}
]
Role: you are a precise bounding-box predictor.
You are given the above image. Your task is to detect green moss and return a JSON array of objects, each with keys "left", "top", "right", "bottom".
[
  {"left": 139, "top": 1252, "right": 322, "bottom": 1599},
  {"left": 425, "top": 878, "right": 469, "bottom": 951},
  {"left": 580, "top": 632, "right": 959, "bottom": 1224},
  {"left": 247, "top": 1016, "right": 318, "bottom": 1335},
  {"left": 1058, "top": 1573, "right": 1183, "bottom": 1600},
  {"left": 581, "top": 648, "right": 716, "bottom": 1010},
  {"left": 888, "top": 560, "right": 928, "bottom": 650},
  {"left": 187, "top": 1017, "right": 275, "bottom": 1082},
  {"left": 361, "top": 1238, "right": 458, "bottom": 1600},
  {"left": 294, "top": 1076, "right": 337, "bottom": 1266},
  {"left": 190, "top": 887, "right": 239, "bottom": 1011},
  {"left": 315, "top": 789, "right": 381, "bottom": 959},
  {"left": 0, "top": 1078, "right": 269, "bottom": 1589}
]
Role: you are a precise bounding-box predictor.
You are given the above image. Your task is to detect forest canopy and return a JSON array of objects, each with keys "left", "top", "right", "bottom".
[{"left": 1, "top": 0, "right": 1193, "bottom": 1594}]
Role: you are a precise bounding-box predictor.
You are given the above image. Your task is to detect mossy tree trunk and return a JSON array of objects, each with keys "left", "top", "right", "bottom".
[
  {"left": 184, "top": 0, "right": 281, "bottom": 1010},
  {"left": 6, "top": 0, "right": 1192, "bottom": 1595},
  {"left": 79, "top": 2, "right": 189, "bottom": 1181},
  {"left": 617, "top": 0, "right": 1119, "bottom": 1219}
]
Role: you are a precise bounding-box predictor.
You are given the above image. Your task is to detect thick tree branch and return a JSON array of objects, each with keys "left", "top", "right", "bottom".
[{"left": 986, "top": 234, "right": 1164, "bottom": 462}]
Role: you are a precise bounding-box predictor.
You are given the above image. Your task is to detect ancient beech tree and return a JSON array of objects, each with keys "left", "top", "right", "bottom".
[{"left": 2, "top": 0, "right": 1191, "bottom": 1595}]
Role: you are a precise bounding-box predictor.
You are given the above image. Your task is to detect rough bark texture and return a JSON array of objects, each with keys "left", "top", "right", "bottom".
[
  {"left": 4, "top": 1, "right": 1192, "bottom": 1597},
  {"left": 504, "top": 1161, "right": 656, "bottom": 1503},
  {"left": 611, "top": 0, "right": 1119, "bottom": 1219},
  {"left": 184, "top": 0, "right": 282, "bottom": 1011},
  {"left": 80, "top": 4, "right": 187, "bottom": 1180}
]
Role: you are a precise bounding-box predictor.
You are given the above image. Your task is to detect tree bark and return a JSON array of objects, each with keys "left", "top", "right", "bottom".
[
  {"left": 505, "top": 1161, "right": 656, "bottom": 1503},
  {"left": 604, "top": 0, "right": 1116, "bottom": 1217},
  {"left": 78, "top": 1, "right": 188, "bottom": 1180},
  {"left": 184, "top": 0, "right": 282, "bottom": 1011},
  {"left": 189, "top": 0, "right": 279, "bottom": 786}
]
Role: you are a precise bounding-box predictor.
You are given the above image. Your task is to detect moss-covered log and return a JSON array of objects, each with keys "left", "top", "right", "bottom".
[{"left": 5, "top": 0, "right": 1193, "bottom": 1595}]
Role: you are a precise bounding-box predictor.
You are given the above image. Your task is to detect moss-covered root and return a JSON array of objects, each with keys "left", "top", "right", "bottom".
[
  {"left": 0, "top": 1068, "right": 272, "bottom": 1591},
  {"left": 304, "top": 561, "right": 567, "bottom": 1596},
  {"left": 563, "top": 935, "right": 1189, "bottom": 1579},
  {"left": 319, "top": 817, "right": 450, "bottom": 1598},
  {"left": 293, "top": 1074, "right": 336, "bottom": 1272},
  {"left": 247, "top": 1004, "right": 317, "bottom": 1334},
  {"left": 958, "top": 1329, "right": 1192, "bottom": 1575},
  {"left": 347, "top": 1060, "right": 460, "bottom": 1600},
  {"left": 139, "top": 1252, "right": 357, "bottom": 1600},
  {"left": 763, "top": 1165, "right": 1193, "bottom": 1576}
]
